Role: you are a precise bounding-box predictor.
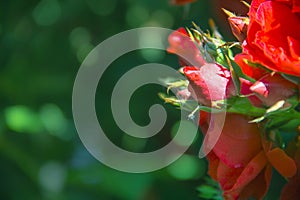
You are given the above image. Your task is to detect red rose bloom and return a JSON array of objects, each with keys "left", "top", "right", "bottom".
[
  {"left": 241, "top": 0, "right": 300, "bottom": 77},
  {"left": 200, "top": 112, "right": 297, "bottom": 199}
]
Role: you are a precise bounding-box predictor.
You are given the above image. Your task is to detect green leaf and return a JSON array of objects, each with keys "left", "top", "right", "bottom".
[
  {"left": 197, "top": 177, "right": 223, "bottom": 200},
  {"left": 227, "top": 55, "right": 241, "bottom": 95},
  {"left": 265, "top": 111, "right": 300, "bottom": 131},
  {"left": 229, "top": 58, "right": 256, "bottom": 83},
  {"left": 226, "top": 96, "right": 266, "bottom": 117},
  {"left": 198, "top": 105, "right": 224, "bottom": 113},
  {"left": 281, "top": 73, "right": 300, "bottom": 85}
]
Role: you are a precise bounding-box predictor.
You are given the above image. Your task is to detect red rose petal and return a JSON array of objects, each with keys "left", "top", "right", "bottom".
[
  {"left": 266, "top": 147, "right": 297, "bottom": 178},
  {"left": 217, "top": 160, "right": 244, "bottom": 191},
  {"left": 288, "top": 36, "right": 300, "bottom": 59},
  {"left": 229, "top": 151, "right": 268, "bottom": 192},
  {"left": 243, "top": 1, "right": 300, "bottom": 77},
  {"left": 234, "top": 54, "right": 268, "bottom": 80},
  {"left": 238, "top": 164, "right": 272, "bottom": 200},
  {"left": 206, "top": 151, "right": 219, "bottom": 180},
  {"left": 212, "top": 114, "right": 262, "bottom": 168},
  {"left": 183, "top": 64, "right": 235, "bottom": 106}
]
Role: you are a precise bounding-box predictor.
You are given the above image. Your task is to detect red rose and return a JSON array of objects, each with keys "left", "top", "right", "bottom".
[
  {"left": 201, "top": 113, "right": 272, "bottom": 199},
  {"left": 241, "top": 0, "right": 300, "bottom": 77},
  {"left": 234, "top": 54, "right": 268, "bottom": 80},
  {"left": 167, "top": 28, "right": 206, "bottom": 67},
  {"left": 200, "top": 112, "right": 297, "bottom": 199},
  {"left": 183, "top": 64, "right": 235, "bottom": 106}
]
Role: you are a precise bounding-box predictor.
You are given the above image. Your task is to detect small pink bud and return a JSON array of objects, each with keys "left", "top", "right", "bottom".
[
  {"left": 250, "top": 74, "right": 297, "bottom": 106},
  {"left": 228, "top": 16, "right": 249, "bottom": 42}
]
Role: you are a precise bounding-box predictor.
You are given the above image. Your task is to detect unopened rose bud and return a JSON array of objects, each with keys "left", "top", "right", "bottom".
[
  {"left": 183, "top": 63, "right": 235, "bottom": 107},
  {"left": 250, "top": 74, "right": 297, "bottom": 106},
  {"left": 167, "top": 28, "right": 206, "bottom": 67},
  {"left": 228, "top": 16, "right": 249, "bottom": 42}
]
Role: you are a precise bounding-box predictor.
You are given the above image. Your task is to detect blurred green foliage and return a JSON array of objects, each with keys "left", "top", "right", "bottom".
[{"left": 0, "top": 0, "right": 226, "bottom": 199}]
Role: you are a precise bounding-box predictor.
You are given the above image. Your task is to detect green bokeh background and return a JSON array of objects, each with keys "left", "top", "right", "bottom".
[{"left": 0, "top": 1, "right": 270, "bottom": 200}]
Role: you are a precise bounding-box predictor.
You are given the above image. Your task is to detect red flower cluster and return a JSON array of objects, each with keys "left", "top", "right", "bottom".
[
  {"left": 184, "top": 63, "right": 297, "bottom": 199},
  {"left": 167, "top": 0, "right": 300, "bottom": 199}
]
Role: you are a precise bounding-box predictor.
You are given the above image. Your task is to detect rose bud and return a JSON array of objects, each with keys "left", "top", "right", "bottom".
[
  {"left": 167, "top": 28, "right": 206, "bottom": 67},
  {"left": 228, "top": 16, "right": 249, "bottom": 42},
  {"left": 183, "top": 63, "right": 235, "bottom": 106},
  {"left": 250, "top": 74, "right": 298, "bottom": 106}
]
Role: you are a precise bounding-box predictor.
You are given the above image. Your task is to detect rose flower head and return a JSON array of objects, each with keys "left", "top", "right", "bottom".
[{"left": 240, "top": 0, "right": 300, "bottom": 77}]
